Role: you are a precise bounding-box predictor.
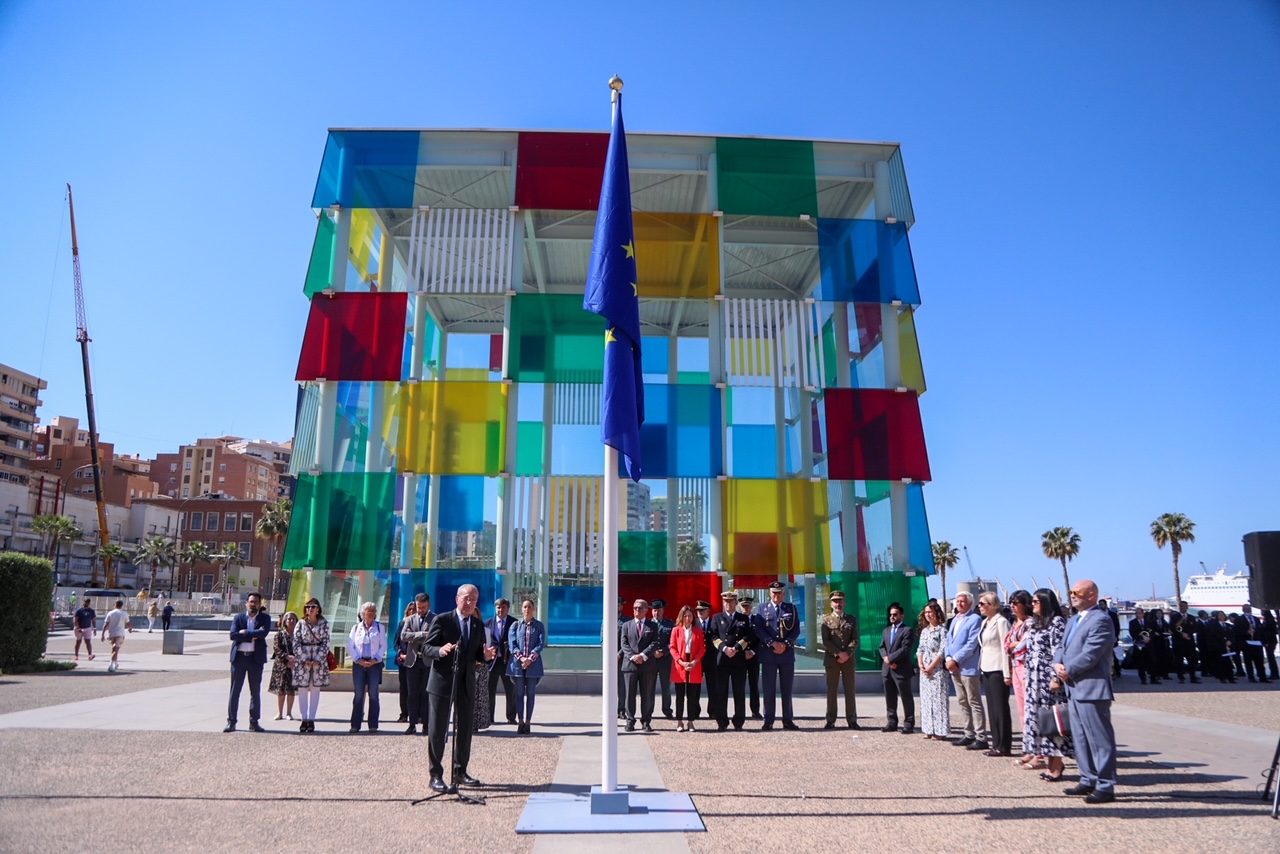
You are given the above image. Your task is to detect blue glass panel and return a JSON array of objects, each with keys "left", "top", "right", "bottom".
[
  {"left": 439, "top": 476, "right": 484, "bottom": 532},
  {"left": 312, "top": 131, "right": 421, "bottom": 209},
  {"left": 729, "top": 424, "right": 777, "bottom": 478},
  {"left": 423, "top": 570, "right": 498, "bottom": 614},
  {"left": 817, "top": 219, "right": 921, "bottom": 305},
  {"left": 551, "top": 424, "right": 606, "bottom": 476},
  {"left": 549, "top": 584, "right": 604, "bottom": 645},
  {"left": 908, "top": 482, "right": 933, "bottom": 575},
  {"left": 630, "top": 385, "right": 723, "bottom": 479},
  {"left": 641, "top": 335, "right": 669, "bottom": 380}
]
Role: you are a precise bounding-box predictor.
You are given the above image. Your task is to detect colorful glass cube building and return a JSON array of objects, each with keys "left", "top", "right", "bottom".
[{"left": 283, "top": 128, "right": 933, "bottom": 670}]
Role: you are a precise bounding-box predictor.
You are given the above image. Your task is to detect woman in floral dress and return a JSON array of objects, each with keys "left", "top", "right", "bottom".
[
  {"left": 292, "top": 597, "right": 331, "bottom": 733},
  {"left": 269, "top": 611, "right": 299, "bottom": 720},
  {"left": 1022, "top": 588, "right": 1073, "bottom": 780},
  {"left": 915, "top": 601, "right": 951, "bottom": 740},
  {"left": 1004, "top": 590, "right": 1033, "bottom": 764}
]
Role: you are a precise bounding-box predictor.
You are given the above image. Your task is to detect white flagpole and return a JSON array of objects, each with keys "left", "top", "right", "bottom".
[{"left": 602, "top": 445, "right": 620, "bottom": 793}]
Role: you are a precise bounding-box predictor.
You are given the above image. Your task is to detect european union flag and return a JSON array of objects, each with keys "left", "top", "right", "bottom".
[{"left": 583, "top": 94, "right": 644, "bottom": 481}]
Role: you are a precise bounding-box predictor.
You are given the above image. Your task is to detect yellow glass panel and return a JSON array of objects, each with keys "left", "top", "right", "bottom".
[
  {"left": 722, "top": 480, "right": 830, "bottom": 574},
  {"left": 547, "top": 476, "right": 602, "bottom": 534},
  {"left": 349, "top": 209, "right": 377, "bottom": 282},
  {"left": 444, "top": 367, "right": 491, "bottom": 382},
  {"left": 394, "top": 382, "right": 507, "bottom": 474},
  {"left": 634, "top": 213, "right": 720, "bottom": 298},
  {"left": 898, "top": 307, "right": 926, "bottom": 393},
  {"left": 729, "top": 338, "right": 773, "bottom": 378}
]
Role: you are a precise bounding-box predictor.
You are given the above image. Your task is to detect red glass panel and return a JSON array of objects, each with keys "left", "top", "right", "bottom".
[
  {"left": 295, "top": 292, "right": 407, "bottom": 382},
  {"left": 731, "top": 532, "right": 779, "bottom": 574},
  {"left": 823, "top": 389, "right": 931, "bottom": 481},
  {"left": 620, "top": 571, "right": 721, "bottom": 614},
  {"left": 488, "top": 335, "right": 503, "bottom": 372},
  {"left": 854, "top": 304, "right": 882, "bottom": 357},
  {"left": 515, "top": 132, "right": 609, "bottom": 210}
]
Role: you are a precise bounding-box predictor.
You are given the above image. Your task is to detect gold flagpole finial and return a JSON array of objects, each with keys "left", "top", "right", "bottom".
[{"left": 609, "top": 75, "right": 624, "bottom": 92}]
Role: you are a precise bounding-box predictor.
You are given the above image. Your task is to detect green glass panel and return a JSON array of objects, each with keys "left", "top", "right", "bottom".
[
  {"left": 676, "top": 370, "right": 710, "bottom": 385},
  {"left": 303, "top": 213, "right": 336, "bottom": 297},
  {"left": 619, "top": 531, "right": 668, "bottom": 572},
  {"left": 716, "top": 138, "right": 817, "bottom": 217},
  {"left": 284, "top": 568, "right": 393, "bottom": 644},
  {"left": 508, "top": 294, "right": 607, "bottom": 383},
  {"left": 822, "top": 314, "right": 839, "bottom": 387},
  {"left": 515, "top": 422, "right": 544, "bottom": 476},
  {"left": 282, "top": 473, "right": 397, "bottom": 571},
  {"left": 826, "top": 572, "right": 929, "bottom": 669}
]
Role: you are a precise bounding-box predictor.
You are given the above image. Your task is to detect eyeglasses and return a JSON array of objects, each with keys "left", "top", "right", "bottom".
[
  {"left": 1069, "top": 592, "right": 1084, "bottom": 599},
  {"left": 305, "top": 605, "right": 319, "bottom": 610}
]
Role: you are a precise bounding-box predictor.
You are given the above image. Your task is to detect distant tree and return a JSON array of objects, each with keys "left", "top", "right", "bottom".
[
  {"left": 181, "top": 542, "right": 212, "bottom": 593},
  {"left": 932, "top": 541, "right": 960, "bottom": 614},
  {"left": 1150, "top": 513, "right": 1196, "bottom": 604},
  {"left": 32, "top": 514, "right": 84, "bottom": 582},
  {"left": 96, "top": 543, "right": 129, "bottom": 590},
  {"left": 677, "top": 539, "right": 708, "bottom": 573},
  {"left": 1041, "top": 527, "right": 1082, "bottom": 599},
  {"left": 133, "top": 536, "right": 177, "bottom": 595},
  {"left": 255, "top": 498, "right": 291, "bottom": 599},
  {"left": 214, "top": 542, "right": 247, "bottom": 599}
]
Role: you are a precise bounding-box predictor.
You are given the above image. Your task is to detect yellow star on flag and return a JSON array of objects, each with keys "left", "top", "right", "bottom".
[
  {"left": 621, "top": 241, "right": 635, "bottom": 259},
  {"left": 630, "top": 282, "right": 637, "bottom": 295},
  {"left": 605, "top": 327, "right": 617, "bottom": 345}
]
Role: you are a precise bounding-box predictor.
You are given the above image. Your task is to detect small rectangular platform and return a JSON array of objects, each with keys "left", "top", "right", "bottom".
[{"left": 516, "top": 790, "right": 704, "bottom": 834}]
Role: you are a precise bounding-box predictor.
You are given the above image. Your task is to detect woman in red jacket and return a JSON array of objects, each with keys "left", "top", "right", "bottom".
[{"left": 669, "top": 604, "right": 706, "bottom": 732}]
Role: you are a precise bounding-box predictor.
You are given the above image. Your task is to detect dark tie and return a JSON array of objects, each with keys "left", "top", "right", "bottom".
[{"left": 461, "top": 615, "right": 468, "bottom": 646}]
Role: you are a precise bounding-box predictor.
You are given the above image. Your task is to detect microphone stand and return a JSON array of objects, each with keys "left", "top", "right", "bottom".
[{"left": 414, "top": 621, "right": 486, "bottom": 806}]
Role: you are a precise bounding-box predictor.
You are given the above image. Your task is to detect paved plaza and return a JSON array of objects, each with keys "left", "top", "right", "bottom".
[{"left": 0, "top": 629, "right": 1276, "bottom": 852}]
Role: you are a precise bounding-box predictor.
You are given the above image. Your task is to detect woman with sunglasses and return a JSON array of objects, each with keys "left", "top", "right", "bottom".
[
  {"left": 1023, "top": 588, "right": 1073, "bottom": 781},
  {"left": 977, "top": 591, "right": 1012, "bottom": 756},
  {"left": 293, "top": 598, "right": 331, "bottom": 732}
]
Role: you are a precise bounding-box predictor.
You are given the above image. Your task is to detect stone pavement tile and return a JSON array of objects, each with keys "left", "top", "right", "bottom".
[
  {"left": 1115, "top": 677, "right": 1280, "bottom": 730},
  {"left": 0, "top": 669, "right": 229, "bottom": 716}
]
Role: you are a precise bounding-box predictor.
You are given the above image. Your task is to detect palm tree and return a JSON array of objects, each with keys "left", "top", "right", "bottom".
[
  {"left": 932, "top": 541, "right": 960, "bottom": 614},
  {"left": 96, "top": 543, "right": 129, "bottom": 590},
  {"left": 1151, "top": 513, "right": 1196, "bottom": 605},
  {"left": 133, "top": 536, "right": 177, "bottom": 595},
  {"left": 1041, "top": 527, "right": 1082, "bottom": 598},
  {"left": 32, "top": 514, "right": 85, "bottom": 581},
  {"left": 255, "top": 498, "right": 292, "bottom": 599},
  {"left": 214, "top": 542, "right": 247, "bottom": 599},
  {"left": 677, "top": 538, "right": 708, "bottom": 573},
  {"left": 181, "top": 542, "right": 212, "bottom": 593}
]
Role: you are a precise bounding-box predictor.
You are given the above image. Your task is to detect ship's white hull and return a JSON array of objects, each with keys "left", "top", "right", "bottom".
[{"left": 1180, "top": 571, "right": 1251, "bottom": 612}]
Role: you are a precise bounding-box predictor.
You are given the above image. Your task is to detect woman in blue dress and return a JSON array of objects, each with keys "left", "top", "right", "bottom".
[{"left": 508, "top": 598, "right": 546, "bottom": 735}]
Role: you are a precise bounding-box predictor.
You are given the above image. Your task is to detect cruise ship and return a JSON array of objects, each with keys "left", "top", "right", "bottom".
[{"left": 1180, "top": 566, "right": 1252, "bottom": 612}]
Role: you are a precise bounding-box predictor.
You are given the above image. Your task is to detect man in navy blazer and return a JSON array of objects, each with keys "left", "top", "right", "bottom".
[
  {"left": 879, "top": 602, "right": 915, "bottom": 733},
  {"left": 1054, "top": 579, "right": 1118, "bottom": 804},
  {"left": 225, "top": 593, "right": 271, "bottom": 732}
]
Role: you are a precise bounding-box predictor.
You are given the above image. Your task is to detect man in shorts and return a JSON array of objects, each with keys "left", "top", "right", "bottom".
[
  {"left": 101, "top": 599, "right": 133, "bottom": 673},
  {"left": 73, "top": 598, "right": 97, "bottom": 661}
]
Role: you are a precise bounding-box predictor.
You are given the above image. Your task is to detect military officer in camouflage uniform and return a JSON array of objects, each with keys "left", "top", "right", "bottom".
[{"left": 821, "top": 590, "right": 861, "bottom": 729}]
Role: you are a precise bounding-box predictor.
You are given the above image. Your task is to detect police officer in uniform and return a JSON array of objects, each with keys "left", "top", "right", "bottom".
[
  {"left": 696, "top": 601, "right": 719, "bottom": 724},
  {"left": 822, "top": 589, "right": 860, "bottom": 729},
  {"left": 753, "top": 580, "right": 800, "bottom": 730},
  {"left": 709, "top": 590, "right": 751, "bottom": 731},
  {"left": 650, "top": 599, "right": 676, "bottom": 720},
  {"left": 739, "top": 595, "right": 763, "bottom": 719}
]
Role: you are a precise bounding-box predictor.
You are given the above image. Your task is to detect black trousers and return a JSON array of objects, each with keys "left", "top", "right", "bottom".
[
  {"left": 715, "top": 665, "right": 746, "bottom": 727},
  {"left": 228, "top": 654, "right": 263, "bottom": 725},
  {"left": 488, "top": 663, "right": 517, "bottom": 723},
  {"left": 746, "top": 658, "right": 760, "bottom": 715},
  {"left": 427, "top": 688, "right": 474, "bottom": 778},
  {"left": 397, "top": 664, "right": 409, "bottom": 717},
  {"left": 674, "top": 681, "right": 701, "bottom": 721},
  {"left": 1242, "top": 644, "right": 1267, "bottom": 680},
  {"left": 1172, "top": 640, "right": 1198, "bottom": 678},
  {"left": 622, "top": 667, "right": 657, "bottom": 723},
  {"left": 703, "top": 661, "right": 721, "bottom": 721},
  {"left": 882, "top": 667, "right": 914, "bottom": 728},
  {"left": 405, "top": 661, "right": 430, "bottom": 729},
  {"left": 981, "top": 670, "right": 1011, "bottom": 753},
  {"left": 655, "top": 656, "right": 673, "bottom": 716},
  {"left": 162, "top": 615, "right": 172, "bottom": 631}
]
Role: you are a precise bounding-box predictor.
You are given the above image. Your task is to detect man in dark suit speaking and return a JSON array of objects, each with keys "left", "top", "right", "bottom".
[{"left": 424, "top": 584, "right": 496, "bottom": 792}]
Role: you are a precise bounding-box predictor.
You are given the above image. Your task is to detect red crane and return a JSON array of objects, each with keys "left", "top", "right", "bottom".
[{"left": 67, "top": 184, "right": 112, "bottom": 587}]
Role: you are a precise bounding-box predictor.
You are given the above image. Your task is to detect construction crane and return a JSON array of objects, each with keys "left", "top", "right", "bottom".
[{"left": 67, "top": 185, "right": 112, "bottom": 587}]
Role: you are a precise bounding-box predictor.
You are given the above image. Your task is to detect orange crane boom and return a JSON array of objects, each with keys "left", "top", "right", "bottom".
[{"left": 67, "top": 184, "right": 112, "bottom": 586}]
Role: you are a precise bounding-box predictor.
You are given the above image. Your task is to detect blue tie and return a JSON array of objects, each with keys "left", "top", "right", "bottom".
[
  {"left": 890, "top": 624, "right": 898, "bottom": 644},
  {"left": 1065, "top": 613, "right": 1082, "bottom": 646}
]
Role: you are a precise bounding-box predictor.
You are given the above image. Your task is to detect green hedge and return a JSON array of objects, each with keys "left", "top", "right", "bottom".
[{"left": 0, "top": 552, "right": 55, "bottom": 669}]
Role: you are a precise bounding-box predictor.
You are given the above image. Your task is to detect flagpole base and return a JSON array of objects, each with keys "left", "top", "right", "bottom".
[{"left": 590, "top": 785, "right": 630, "bottom": 815}]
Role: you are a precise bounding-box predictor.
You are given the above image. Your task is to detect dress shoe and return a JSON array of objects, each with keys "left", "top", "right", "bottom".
[
  {"left": 405, "top": 725, "right": 418, "bottom": 735},
  {"left": 1190, "top": 678, "right": 1202, "bottom": 683},
  {"left": 966, "top": 741, "right": 991, "bottom": 751},
  {"left": 507, "top": 718, "right": 518, "bottom": 725},
  {"left": 1261, "top": 679, "right": 1273, "bottom": 684},
  {"left": 881, "top": 724, "right": 898, "bottom": 732},
  {"left": 849, "top": 722, "right": 862, "bottom": 730},
  {"left": 751, "top": 713, "right": 763, "bottom": 720},
  {"left": 397, "top": 714, "right": 408, "bottom": 723},
  {"left": 460, "top": 773, "right": 482, "bottom": 786},
  {"left": 430, "top": 777, "right": 448, "bottom": 793},
  {"left": 733, "top": 723, "right": 743, "bottom": 731},
  {"left": 625, "top": 721, "right": 636, "bottom": 732},
  {"left": 349, "top": 726, "right": 359, "bottom": 733},
  {"left": 900, "top": 726, "right": 915, "bottom": 735},
  {"left": 782, "top": 722, "right": 800, "bottom": 731},
  {"left": 223, "top": 723, "right": 236, "bottom": 733},
  {"left": 249, "top": 722, "right": 266, "bottom": 733},
  {"left": 823, "top": 721, "right": 836, "bottom": 730},
  {"left": 1083, "top": 790, "right": 1115, "bottom": 804},
  {"left": 1062, "top": 783, "right": 1095, "bottom": 796},
  {"left": 664, "top": 712, "right": 675, "bottom": 720},
  {"left": 642, "top": 723, "right": 654, "bottom": 732},
  {"left": 717, "top": 724, "right": 728, "bottom": 732},
  {"left": 760, "top": 723, "right": 774, "bottom": 731},
  {"left": 982, "top": 748, "right": 1008, "bottom": 757},
  {"left": 953, "top": 736, "right": 975, "bottom": 747}
]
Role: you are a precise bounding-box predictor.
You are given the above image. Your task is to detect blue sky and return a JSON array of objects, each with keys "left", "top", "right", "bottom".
[{"left": 2, "top": 1, "right": 1277, "bottom": 601}]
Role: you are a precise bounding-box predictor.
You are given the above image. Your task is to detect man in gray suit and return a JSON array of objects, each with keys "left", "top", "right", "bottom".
[
  {"left": 620, "top": 598, "right": 660, "bottom": 732},
  {"left": 398, "top": 593, "right": 434, "bottom": 735},
  {"left": 1053, "top": 579, "right": 1118, "bottom": 804}
]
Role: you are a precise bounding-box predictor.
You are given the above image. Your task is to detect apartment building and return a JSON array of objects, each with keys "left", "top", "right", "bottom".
[
  {"left": 152, "top": 436, "right": 280, "bottom": 501},
  {"left": 0, "top": 363, "right": 46, "bottom": 485},
  {"left": 30, "top": 415, "right": 159, "bottom": 507}
]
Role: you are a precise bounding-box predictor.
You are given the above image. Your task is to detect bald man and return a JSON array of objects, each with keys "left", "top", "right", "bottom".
[{"left": 1053, "top": 579, "right": 1118, "bottom": 804}]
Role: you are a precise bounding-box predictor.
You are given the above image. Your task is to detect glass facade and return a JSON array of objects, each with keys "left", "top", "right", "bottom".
[{"left": 284, "top": 129, "right": 934, "bottom": 667}]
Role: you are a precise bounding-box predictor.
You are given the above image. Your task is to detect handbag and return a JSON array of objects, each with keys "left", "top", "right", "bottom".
[
  {"left": 1036, "top": 702, "right": 1071, "bottom": 740},
  {"left": 326, "top": 650, "right": 337, "bottom": 670}
]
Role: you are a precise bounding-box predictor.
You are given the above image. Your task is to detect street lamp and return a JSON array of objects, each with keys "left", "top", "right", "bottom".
[{"left": 170, "top": 491, "right": 212, "bottom": 596}]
